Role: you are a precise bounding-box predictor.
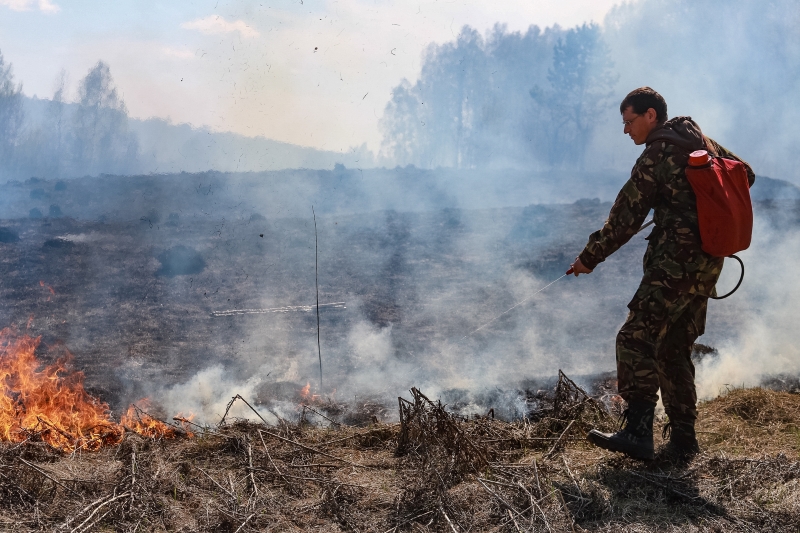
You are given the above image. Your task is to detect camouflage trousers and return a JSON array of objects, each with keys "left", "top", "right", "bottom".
[{"left": 616, "top": 284, "right": 708, "bottom": 430}]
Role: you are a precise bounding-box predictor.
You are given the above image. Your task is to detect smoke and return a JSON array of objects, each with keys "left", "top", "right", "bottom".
[
  {"left": 696, "top": 212, "right": 800, "bottom": 398},
  {"left": 116, "top": 189, "right": 800, "bottom": 425},
  {"left": 152, "top": 365, "right": 266, "bottom": 424},
  {"left": 1, "top": 0, "right": 799, "bottom": 426},
  {"left": 101, "top": 196, "right": 646, "bottom": 424},
  {"left": 603, "top": 0, "right": 800, "bottom": 183}
]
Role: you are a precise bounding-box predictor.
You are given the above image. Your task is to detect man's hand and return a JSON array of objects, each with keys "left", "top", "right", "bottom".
[{"left": 569, "top": 257, "right": 593, "bottom": 277}]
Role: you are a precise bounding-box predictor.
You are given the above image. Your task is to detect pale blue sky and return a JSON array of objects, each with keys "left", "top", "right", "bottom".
[{"left": 0, "top": 0, "right": 631, "bottom": 151}]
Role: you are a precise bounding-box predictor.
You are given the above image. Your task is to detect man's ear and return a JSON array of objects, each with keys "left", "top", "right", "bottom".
[{"left": 645, "top": 107, "right": 658, "bottom": 123}]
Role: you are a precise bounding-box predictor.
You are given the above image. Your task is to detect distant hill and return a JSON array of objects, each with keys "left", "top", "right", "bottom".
[
  {"left": 129, "top": 117, "right": 374, "bottom": 174},
  {"left": 20, "top": 96, "right": 374, "bottom": 176}
]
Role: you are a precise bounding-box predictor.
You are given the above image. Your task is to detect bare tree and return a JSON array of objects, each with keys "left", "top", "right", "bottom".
[
  {"left": 0, "top": 50, "right": 24, "bottom": 178},
  {"left": 71, "top": 61, "right": 138, "bottom": 176}
]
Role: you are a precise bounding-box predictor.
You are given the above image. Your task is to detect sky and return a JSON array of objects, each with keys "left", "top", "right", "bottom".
[{"left": 0, "top": 0, "right": 631, "bottom": 153}]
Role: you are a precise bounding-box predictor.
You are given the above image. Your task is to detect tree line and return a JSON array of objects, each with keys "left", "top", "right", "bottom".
[{"left": 379, "top": 23, "right": 616, "bottom": 170}]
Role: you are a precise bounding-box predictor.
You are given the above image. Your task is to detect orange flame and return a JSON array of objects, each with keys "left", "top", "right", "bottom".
[
  {"left": 0, "top": 328, "right": 123, "bottom": 451},
  {"left": 39, "top": 281, "right": 55, "bottom": 301},
  {"left": 120, "top": 399, "right": 187, "bottom": 439},
  {"left": 0, "top": 328, "right": 190, "bottom": 451},
  {"left": 299, "top": 381, "right": 322, "bottom": 404},
  {"left": 39, "top": 280, "right": 55, "bottom": 295}
]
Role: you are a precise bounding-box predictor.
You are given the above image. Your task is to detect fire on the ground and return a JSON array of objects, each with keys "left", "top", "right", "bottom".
[{"left": 0, "top": 328, "right": 192, "bottom": 452}]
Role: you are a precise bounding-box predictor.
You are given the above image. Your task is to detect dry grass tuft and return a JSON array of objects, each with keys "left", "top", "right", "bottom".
[{"left": 718, "top": 387, "right": 800, "bottom": 425}]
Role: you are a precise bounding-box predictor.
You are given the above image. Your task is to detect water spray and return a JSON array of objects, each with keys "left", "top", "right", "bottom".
[{"left": 459, "top": 274, "right": 568, "bottom": 341}]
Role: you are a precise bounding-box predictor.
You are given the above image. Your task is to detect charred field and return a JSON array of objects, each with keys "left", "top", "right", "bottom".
[{"left": 0, "top": 171, "right": 799, "bottom": 531}]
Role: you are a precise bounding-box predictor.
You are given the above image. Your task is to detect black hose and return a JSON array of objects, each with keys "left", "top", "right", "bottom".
[{"left": 709, "top": 254, "right": 744, "bottom": 300}]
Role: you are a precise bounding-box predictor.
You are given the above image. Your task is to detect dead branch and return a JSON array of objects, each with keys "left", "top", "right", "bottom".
[
  {"left": 257, "top": 430, "right": 291, "bottom": 486},
  {"left": 545, "top": 420, "right": 575, "bottom": 458},
  {"left": 247, "top": 443, "right": 258, "bottom": 496},
  {"left": 0, "top": 468, "right": 35, "bottom": 502},
  {"left": 220, "top": 394, "right": 271, "bottom": 426},
  {"left": 518, "top": 480, "right": 553, "bottom": 533},
  {"left": 506, "top": 508, "right": 522, "bottom": 533},
  {"left": 233, "top": 513, "right": 255, "bottom": 533},
  {"left": 19, "top": 458, "right": 83, "bottom": 499},
  {"left": 248, "top": 467, "right": 366, "bottom": 488},
  {"left": 302, "top": 404, "right": 343, "bottom": 427},
  {"left": 628, "top": 470, "right": 700, "bottom": 502},
  {"left": 381, "top": 510, "right": 435, "bottom": 533},
  {"left": 197, "top": 467, "right": 235, "bottom": 499},
  {"left": 68, "top": 491, "right": 130, "bottom": 533},
  {"left": 258, "top": 429, "right": 369, "bottom": 468},
  {"left": 475, "top": 477, "right": 526, "bottom": 521},
  {"left": 533, "top": 457, "right": 543, "bottom": 498},
  {"left": 440, "top": 505, "right": 459, "bottom": 533}
]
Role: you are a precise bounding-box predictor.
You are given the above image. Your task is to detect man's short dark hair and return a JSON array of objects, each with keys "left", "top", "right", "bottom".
[{"left": 620, "top": 87, "right": 668, "bottom": 123}]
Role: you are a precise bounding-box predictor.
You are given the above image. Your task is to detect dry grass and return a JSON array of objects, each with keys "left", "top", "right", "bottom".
[{"left": 0, "top": 378, "right": 799, "bottom": 532}]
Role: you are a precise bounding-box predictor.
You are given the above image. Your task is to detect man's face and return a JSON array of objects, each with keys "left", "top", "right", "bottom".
[{"left": 622, "top": 106, "right": 658, "bottom": 145}]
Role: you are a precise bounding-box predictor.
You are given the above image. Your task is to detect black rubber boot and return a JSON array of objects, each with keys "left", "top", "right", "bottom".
[
  {"left": 660, "top": 419, "right": 700, "bottom": 461},
  {"left": 587, "top": 401, "right": 655, "bottom": 460}
]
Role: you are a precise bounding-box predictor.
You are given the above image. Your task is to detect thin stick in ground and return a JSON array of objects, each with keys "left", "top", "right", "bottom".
[
  {"left": 219, "top": 394, "right": 270, "bottom": 426},
  {"left": 247, "top": 443, "right": 258, "bottom": 496},
  {"left": 233, "top": 513, "right": 255, "bottom": 533},
  {"left": 312, "top": 205, "right": 323, "bottom": 391}
]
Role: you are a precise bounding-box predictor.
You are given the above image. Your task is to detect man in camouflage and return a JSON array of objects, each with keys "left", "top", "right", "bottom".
[{"left": 570, "top": 87, "right": 755, "bottom": 460}]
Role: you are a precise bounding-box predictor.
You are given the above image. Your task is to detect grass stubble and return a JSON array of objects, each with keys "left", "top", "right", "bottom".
[{"left": 0, "top": 375, "right": 798, "bottom": 532}]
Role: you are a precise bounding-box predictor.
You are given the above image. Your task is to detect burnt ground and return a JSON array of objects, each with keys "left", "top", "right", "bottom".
[
  {"left": 0, "top": 199, "right": 647, "bottom": 417},
  {"left": 0, "top": 171, "right": 798, "bottom": 531}
]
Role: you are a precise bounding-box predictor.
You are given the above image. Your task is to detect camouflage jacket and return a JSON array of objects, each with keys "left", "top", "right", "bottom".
[{"left": 578, "top": 117, "right": 755, "bottom": 296}]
